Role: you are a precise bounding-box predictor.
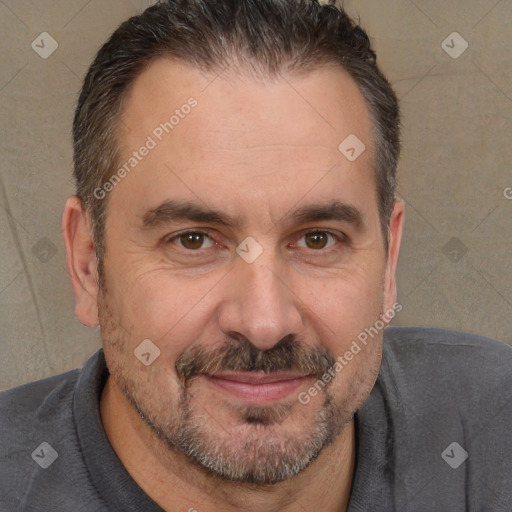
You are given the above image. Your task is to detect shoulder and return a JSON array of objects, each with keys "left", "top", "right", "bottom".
[
  {"left": 380, "top": 325, "right": 512, "bottom": 427},
  {"left": 0, "top": 367, "right": 81, "bottom": 453},
  {"left": 0, "top": 350, "right": 112, "bottom": 511},
  {"left": 383, "top": 325, "right": 512, "bottom": 382},
  {"left": 0, "top": 367, "right": 80, "bottom": 427},
  {"left": 0, "top": 368, "right": 81, "bottom": 508},
  {"left": 377, "top": 326, "right": 512, "bottom": 506}
]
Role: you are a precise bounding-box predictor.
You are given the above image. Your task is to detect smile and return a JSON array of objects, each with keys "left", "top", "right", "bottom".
[{"left": 202, "top": 372, "right": 313, "bottom": 405}]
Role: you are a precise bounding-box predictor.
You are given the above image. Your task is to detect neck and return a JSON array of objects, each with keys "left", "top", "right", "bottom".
[{"left": 100, "top": 375, "right": 356, "bottom": 512}]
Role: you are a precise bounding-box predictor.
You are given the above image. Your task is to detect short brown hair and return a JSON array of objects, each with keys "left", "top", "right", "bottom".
[{"left": 73, "top": 0, "right": 401, "bottom": 278}]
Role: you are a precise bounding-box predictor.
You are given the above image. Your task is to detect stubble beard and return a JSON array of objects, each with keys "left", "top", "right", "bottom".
[{"left": 97, "top": 285, "right": 379, "bottom": 486}]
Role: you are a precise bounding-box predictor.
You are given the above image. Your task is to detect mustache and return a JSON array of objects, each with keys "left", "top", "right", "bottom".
[{"left": 175, "top": 333, "right": 336, "bottom": 386}]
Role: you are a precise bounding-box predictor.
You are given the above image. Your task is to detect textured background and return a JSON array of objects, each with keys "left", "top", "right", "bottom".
[{"left": 0, "top": 0, "right": 511, "bottom": 389}]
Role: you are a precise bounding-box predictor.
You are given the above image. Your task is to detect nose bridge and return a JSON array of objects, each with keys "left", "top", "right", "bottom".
[{"left": 219, "top": 246, "right": 302, "bottom": 351}]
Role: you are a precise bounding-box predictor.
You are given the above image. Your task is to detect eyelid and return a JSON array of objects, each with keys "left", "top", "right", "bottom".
[
  {"left": 293, "top": 229, "right": 346, "bottom": 249},
  {"left": 164, "top": 228, "right": 349, "bottom": 252},
  {"left": 164, "top": 229, "right": 217, "bottom": 249}
]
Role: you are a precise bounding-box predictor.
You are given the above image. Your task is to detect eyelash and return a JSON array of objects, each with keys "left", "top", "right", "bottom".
[{"left": 164, "top": 229, "right": 348, "bottom": 254}]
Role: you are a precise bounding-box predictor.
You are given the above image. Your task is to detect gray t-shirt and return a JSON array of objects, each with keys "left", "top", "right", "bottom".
[{"left": 1, "top": 326, "right": 511, "bottom": 511}]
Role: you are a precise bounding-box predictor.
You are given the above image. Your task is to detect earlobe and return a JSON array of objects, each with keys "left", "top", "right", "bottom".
[
  {"left": 382, "top": 197, "right": 405, "bottom": 320},
  {"left": 62, "top": 196, "right": 100, "bottom": 327}
]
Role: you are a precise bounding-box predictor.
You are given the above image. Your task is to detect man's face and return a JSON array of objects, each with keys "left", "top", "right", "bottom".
[{"left": 95, "top": 58, "right": 400, "bottom": 484}]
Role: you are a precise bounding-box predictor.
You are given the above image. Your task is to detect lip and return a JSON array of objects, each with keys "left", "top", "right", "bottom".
[{"left": 202, "top": 372, "right": 312, "bottom": 404}]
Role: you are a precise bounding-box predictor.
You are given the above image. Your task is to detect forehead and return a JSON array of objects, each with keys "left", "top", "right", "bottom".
[
  {"left": 112, "top": 57, "right": 376, "bottom": 225},
  {"left": 120, "top": 57, "right": 373, "bottom": 148}
]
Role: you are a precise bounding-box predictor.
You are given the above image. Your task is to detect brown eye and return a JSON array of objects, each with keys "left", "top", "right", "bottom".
[
  {"left": 304, "top": 231, "right": 336, "bottom": 249},
  {"left": 304, "top": 231, "right": 330, "bottom": 249},
  {"left": 181, "top": 233, "right": 204, "bottom": 249},
  {"left": 169, "top": 231, "right": 214, "bottom": 250}
]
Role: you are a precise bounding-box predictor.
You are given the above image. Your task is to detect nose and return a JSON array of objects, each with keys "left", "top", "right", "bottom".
[{"left": 217, "top": 249, "right": 303, "bottom": 352}]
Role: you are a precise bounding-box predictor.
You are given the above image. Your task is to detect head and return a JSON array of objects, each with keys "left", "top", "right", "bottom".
[{"left": 63, "top": 0, "right": 404, "bottom": 485}]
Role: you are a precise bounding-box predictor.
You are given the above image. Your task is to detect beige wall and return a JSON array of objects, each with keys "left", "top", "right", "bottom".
[{"left": 0, "top": 0, "right": 511, "bottom": 389}]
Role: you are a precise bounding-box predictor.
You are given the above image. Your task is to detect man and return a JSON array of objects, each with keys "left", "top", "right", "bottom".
[{"left": 1, "top": 0, "right": 511, "bottom": 510}]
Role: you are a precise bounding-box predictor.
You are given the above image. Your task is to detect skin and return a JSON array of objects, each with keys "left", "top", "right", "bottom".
[{"left": 62, "top": 58, "right": 404, "bottom": 512}]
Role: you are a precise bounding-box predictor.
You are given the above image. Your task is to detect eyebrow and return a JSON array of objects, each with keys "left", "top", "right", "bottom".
[{"left": 141, "top": 198, "right": 365, "bottom": 232}]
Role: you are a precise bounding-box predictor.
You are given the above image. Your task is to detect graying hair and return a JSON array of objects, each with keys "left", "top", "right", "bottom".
[{"left": 73, "top": 0, "right": 401, "bottom": 279}]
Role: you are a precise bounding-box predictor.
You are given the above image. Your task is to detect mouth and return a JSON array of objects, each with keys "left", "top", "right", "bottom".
[{"left": 201, "top": 372, "right": 313, "bottom": 405}]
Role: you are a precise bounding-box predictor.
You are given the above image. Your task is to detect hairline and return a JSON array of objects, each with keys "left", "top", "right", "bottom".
[{"left": 91, "top": 56, "right": 391, "bottom": 266}]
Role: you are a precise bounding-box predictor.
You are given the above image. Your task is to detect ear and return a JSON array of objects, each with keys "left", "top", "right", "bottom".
[
  {"left": 62, "top": 196, "right": 100, "bottom": 327},
  {"left": 382, "top": 197, "right": 405, "bottom": 322}
]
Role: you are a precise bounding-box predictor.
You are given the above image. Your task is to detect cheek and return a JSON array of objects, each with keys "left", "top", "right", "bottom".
[
  {"left": 295, "top": 263, "right": 385, "bottom": 341},
  {"left": 109, "top": 267, "right": 222, "bottom": 355},
  {"left": 311, "top": 275, "right": 384, "bottom": 397}
]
